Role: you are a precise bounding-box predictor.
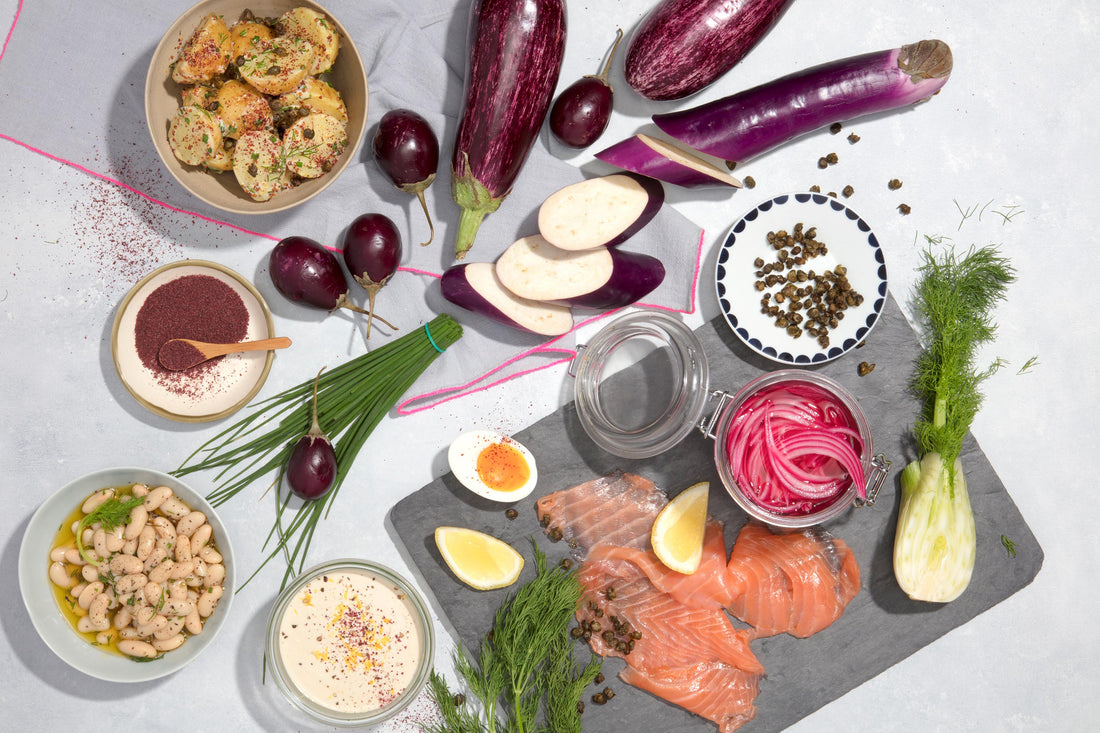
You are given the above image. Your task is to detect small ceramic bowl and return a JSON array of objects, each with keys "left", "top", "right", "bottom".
[
  {"left": 715, "top": 192, "right": 889, "bottom": 365},
  {"left": 145, "top": 0, "right": 368, "bottom": 214},
  {"left": 111, "top": 259, "right": 276, "bottom": 422},
  {"left": 18, "top": 467, "right": 236, "bottom": 682},
  {"left": 265, "top": 559, "right": 435, "bottom": 727}
]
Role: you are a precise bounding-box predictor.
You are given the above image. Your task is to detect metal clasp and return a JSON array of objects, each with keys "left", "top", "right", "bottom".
[
  {"left": 698, "top": 390, "right": 734, "bottom": 440},
  {"left": 856, "top": 453, "right": 892, "bottom": 507},
  {"left": 567, "top": 343, "right": 588, "bottom": 378}
]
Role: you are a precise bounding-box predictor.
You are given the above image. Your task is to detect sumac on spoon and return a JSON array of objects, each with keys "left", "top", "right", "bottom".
[
  {"left": 342, "top": 213, "right": 403, "bottom": 338},
  {"left": 268, "top": 235, "right": 396, "bottom": 332},
  {"left": 372, "top": 109, "right": 440, "bottom": 246},
  {"left": 549, "top": 28, "right": 623, "bottom": 149},
  {"left": 286, "top": 369, "right": 337, "bottom": 501}
]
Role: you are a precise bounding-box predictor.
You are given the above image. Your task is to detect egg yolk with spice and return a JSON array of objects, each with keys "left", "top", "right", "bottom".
[{"left": 476, "top": 441, "right": 531, "bottom": 493}]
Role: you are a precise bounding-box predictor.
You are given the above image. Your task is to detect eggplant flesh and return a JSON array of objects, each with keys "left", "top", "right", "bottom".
[
  {"left": 441, "top": 262, "right": 574, "bottom": 336},
  {"left": 595, "top": 134, "right": 741, "bottom": 189},
  {"left": 537, "top": 173, "right": 665, "bottom": 251},
  {"left": 495, "top": 235, "right": 665, "bottom": 309}
]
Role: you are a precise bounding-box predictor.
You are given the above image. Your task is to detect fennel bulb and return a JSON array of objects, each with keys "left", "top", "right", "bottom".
[
  {"left": 892, "top": 244, "right": 1015, "bottom": 603},
  {"left": 894, "top": 455, "right": 975, "bottom": 602}
]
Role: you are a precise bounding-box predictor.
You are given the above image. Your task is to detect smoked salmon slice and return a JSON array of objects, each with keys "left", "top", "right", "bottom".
[
  {"left": 535, "top": 470, "right": 667, "bottom": 553},
  {"left": 577, "top": 547, "right": 763, "bottom": 675},
  {"left": 726, "top": 521, "right": 861, "bottom": 638},
  {"left": 592, "top": 520, "right": 743, "bottom": 610},
  {"left": 620, "top": 661, "right": 760, "bottom": 733}
]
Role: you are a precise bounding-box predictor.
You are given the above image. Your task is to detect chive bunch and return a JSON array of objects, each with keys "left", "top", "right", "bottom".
[{"left": 174, "top": 313, "right": 462, "bottom": 587}]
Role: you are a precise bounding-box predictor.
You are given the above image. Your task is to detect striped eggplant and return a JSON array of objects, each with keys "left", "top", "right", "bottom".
[
  {"left": 652, "top": 40, "right": 954, "bottom": 164},
  {"left": 451, "top": 0, "right": 567, "bottom": 260},
  {"left": 625, "top": 0, "right": 792, "bottom": 101}
]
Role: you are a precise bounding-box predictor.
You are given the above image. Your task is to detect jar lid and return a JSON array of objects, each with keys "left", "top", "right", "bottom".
[{"left": 571, "top": 310, "right": 710, "bottom": 459}]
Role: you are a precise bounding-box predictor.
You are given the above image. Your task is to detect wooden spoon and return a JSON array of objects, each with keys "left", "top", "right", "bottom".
[{"left": 158, "top": 336, "right": 292, "bottom": 371}]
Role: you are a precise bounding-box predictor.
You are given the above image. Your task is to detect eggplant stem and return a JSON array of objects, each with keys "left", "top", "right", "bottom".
[
  {"left": 307, "top": 368, "right": 324, "bottom": 436},
  {"left": 594, "top": 28, "right": 624, "bottom": 84},
  {"left": 334, "top": 293, "right": 398, "bottom": 332},
  {"left": 416, "top": 190, "right": 435, "bottom": 247}
]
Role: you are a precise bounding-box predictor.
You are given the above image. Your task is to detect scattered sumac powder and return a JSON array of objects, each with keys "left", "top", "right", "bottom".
[{"left": 134, "top": 274, "right": 249, "bottom": 395}]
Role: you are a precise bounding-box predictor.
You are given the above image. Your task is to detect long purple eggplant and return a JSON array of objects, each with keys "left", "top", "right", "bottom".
[
  {"left": 625, "top": 0, "right": 792, "bottom": 101},
  {"left": 451, "top": 0, "right": 567, "bottom": 260},
  {"left": 653, "top": 40, "right": 953, "bottom": 164}
]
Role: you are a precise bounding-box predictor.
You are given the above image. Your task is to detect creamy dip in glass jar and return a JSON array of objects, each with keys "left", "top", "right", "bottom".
[{"left": 266, "top": 559, "right": 434, "bottom": 726}]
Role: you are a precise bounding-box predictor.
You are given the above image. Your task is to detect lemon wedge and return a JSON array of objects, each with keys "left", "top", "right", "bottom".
[
  {"left": 651, "top": 481, "right": 710, "bottom": 574},
  {"left": 434, "top": 526, "right": 524, "bottom": 590}
]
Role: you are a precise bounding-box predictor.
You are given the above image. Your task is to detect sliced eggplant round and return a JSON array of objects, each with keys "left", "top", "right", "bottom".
[
  {"left": 537, "top": 173, "right": 664, "bottom": 251},
  {"left": 495, "top": 235, "right": 665, "bottom": 309},
  {"left": 441, "top": 262, "right": 574, "bottom": 336}
]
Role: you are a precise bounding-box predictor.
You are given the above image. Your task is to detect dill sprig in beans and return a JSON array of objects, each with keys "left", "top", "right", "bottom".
[{"left": 753, "top": 223, "right": 865, "bottom": 349}]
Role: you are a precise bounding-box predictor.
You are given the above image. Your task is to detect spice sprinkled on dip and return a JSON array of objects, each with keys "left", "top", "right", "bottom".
[{"left": 277, "top": 568, "right": 424, "bottom": 715}]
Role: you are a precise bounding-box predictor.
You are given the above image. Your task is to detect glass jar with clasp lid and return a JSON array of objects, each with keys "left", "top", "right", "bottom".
[{"left": 568, "top": 309, "right": 891, "bottom": 529}]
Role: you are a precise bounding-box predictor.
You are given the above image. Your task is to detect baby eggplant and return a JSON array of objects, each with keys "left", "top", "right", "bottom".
[
  {"left": 343, "top": 213, "right": 403, "bottom": 338},
  {"left": 372, "top": 109, "right": 440, "bottom": 246},
  {"left": 549, "top": 29, "right": 623, "bottom": 149}
]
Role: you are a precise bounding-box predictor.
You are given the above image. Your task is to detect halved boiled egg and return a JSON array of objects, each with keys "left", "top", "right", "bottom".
[{"left": 447, "top": 430, "right": 538, "bottom": 502}]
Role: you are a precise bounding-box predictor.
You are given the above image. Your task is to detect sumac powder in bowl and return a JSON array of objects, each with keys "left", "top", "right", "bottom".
[{"left": 112, "top": 260, "right": 275, "bottom": 422}]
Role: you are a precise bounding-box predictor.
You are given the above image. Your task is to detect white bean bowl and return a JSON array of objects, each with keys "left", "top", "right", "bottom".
[{"left": 18, "top": 467, "right": 235, "bottom": 682}]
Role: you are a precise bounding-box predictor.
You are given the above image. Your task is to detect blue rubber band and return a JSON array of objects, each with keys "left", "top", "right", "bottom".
[{"left": 424, "top": 323, "right": 444, "bottom": 353}]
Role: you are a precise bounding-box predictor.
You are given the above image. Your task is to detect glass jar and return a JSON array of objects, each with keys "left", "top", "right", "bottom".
[
  {"left": 265, "top": 559, "right": 435, "bottom": 727},
  {"left": 570, "top": 310, "right": 890, "bottom": 528}
]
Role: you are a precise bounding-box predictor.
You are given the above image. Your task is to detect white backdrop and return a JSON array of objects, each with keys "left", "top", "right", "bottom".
[{"left": 1, "top": 0, "right": 1097, "bottom": 730}]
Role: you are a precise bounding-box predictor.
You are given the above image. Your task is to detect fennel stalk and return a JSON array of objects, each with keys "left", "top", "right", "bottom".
[{"left": 893, "top": 244, "right": 1015, "bottom": 603}]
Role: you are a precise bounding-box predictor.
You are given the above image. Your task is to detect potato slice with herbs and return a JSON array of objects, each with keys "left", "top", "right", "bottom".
[
  {"left": 205, "top": 142, "right": 235, "bottom": 172},
  {"left": 233, "top": 129, "right": 293, "bottom": 201},
  {"left": 275, "top": 77, "right": 348, "bottom": 124},
  {"left": 215, "top": 80, "right": 274, "bottom": 139},
  {"left": 282, "top": 114, "right": 348, "bottom": 179},
  {"left": 172, "top": 13, "right": 233, "bottom": 84},
  {"left": 228, "top": 20, "right": 276, "bottom": 60},
  {"left": 180, "top": 84, "right": 218, "bottom": 110},
  {"left": 278, "top": 7, "right": 340, "bottom": 74},
  {"left": 168, "top": 105, "right": 223, "bottom": 166},
  {"left": 238, "top": 37, "right": 316, "bottom": 96}
]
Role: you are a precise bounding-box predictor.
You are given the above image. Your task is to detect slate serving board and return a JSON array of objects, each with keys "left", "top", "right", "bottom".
[{"left": 391, "top": 295, "right": 1043, "bottom": 732}]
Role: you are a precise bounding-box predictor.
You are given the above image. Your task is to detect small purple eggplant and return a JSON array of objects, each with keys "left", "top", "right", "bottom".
[
  {"left": 286, "top": 369, "right": 337, "bottom": 501},
  {"left": 372, "top": 109, "right": 440, "bottom": 246},
  {"left": 343, "top": 213, "right": 402, "bottom": 338},
  {"left": 549, "top": 28, "right": 623, "bottom": 149}
]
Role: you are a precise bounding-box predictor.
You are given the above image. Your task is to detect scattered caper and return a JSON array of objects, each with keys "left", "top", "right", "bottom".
[{"left": 505, "top": 508, "right": 518, "bottom": 520}]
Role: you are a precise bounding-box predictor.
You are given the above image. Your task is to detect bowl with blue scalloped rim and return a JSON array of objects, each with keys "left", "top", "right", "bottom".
[{"left": 714, "top": 192, "right": 888, "bottom": 365}]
